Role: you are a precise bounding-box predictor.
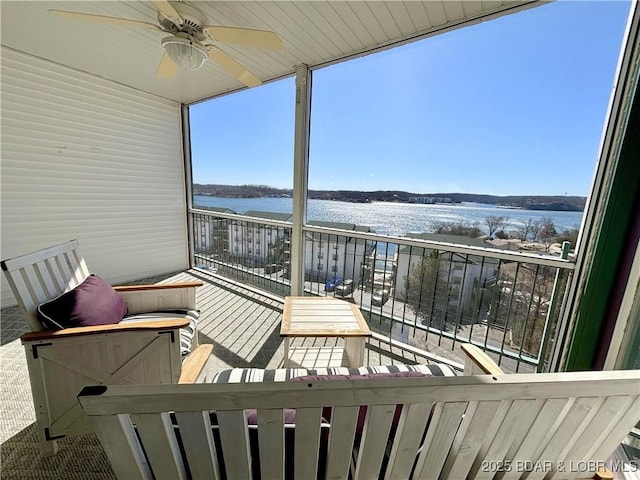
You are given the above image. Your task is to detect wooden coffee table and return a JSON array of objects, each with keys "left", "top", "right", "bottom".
[{"left": 280, "top": 296, "right": 372, "bottom": 368}]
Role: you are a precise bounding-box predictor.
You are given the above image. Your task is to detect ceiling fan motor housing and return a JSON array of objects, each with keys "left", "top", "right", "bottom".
[{"left": 158, "top": 1, "right": 208, "bottom": 41}]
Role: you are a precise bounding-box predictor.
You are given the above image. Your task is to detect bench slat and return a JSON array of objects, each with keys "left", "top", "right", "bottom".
[
  {"left": 174, "top": 411, "right": 220, "bottom": 480},
  {"left": 355, "top": 404, "right": 396, "bottom": 478},
  {"left": 501, "top": 398, "right": 571, "bottom": 480},
  {"left": 441, "top": 400, "right": 501, "bottom": 479},
  {"left": 132, "top": 412, "right": 186, "bottom": 480},
  {"left": 256, "top": 409, "right": 285, "bottom": 479},
  {"left": 217, "top": 410, "right": 252, "bottom": 479},
  {"left": 415, "top": 402, "right": 468, "bottom": 478},
  {"left": 385, "top": 403, "right": 433, "bottom": 479},
  {"left": 586, "top": 395, "right": 640, "bottom": 472},
  {"left": 294, "top": 407, "right": 322, "bottom": 480},
  {"left": 326, "top": 406, "right": 359, "bottom": 479},
  {"left": 477, "top": 399, "right": 546, "bottom": 480},
  {"left": 527, "top": 397, "right": 600, "bottom": 480},
  {"left": 92, "top": 414, "right": 152, "bottom": 480},
  {"left": 562, "top": 395, "right": 640, "bottom": 480}
]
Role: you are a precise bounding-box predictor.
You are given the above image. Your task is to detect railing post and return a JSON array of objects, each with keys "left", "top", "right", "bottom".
[
  {"left": 182, "top": 104, "right": 195, "bottom": 268},
  {"left": 538, "top": 241, "right": 571, "bottom": 372},
  {"left": 291, "top": 65, "right": 311, "bottom": 295}
]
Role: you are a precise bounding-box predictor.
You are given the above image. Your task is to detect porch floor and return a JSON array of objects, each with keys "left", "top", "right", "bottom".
[{"left": 0, "top": 269, "right": 439, "bottom": 479}]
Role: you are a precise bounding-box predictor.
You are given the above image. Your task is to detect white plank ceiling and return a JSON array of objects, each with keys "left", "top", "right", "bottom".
[{"left": 1, "top": 1, "right": 541, "bottom": 104}]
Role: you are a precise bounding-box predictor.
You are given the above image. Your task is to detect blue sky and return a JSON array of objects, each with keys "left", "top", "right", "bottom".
[{"left": 190, "top": 1, "right": 631, "bottom": 197}]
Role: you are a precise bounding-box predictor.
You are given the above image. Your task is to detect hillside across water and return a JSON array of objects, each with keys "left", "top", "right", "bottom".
[{"left": 193, "top": 184, "right": 585, "bottom": 212}]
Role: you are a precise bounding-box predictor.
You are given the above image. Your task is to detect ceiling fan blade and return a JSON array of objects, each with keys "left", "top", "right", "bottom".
[
  {"left": 150, "top": 0, "right": 183, "bottom": 26},
  {"left": 204, "top": 26, "right": 283, "bottom": 50},
  {"left": 157, "top": 52, "right": 177, "bottom": 78},
  {"left": 207, "top": 46, "right": 261, "bottom": 88},
  {"left": 49, "top": 10, "right": 160, "bottom": 30}
]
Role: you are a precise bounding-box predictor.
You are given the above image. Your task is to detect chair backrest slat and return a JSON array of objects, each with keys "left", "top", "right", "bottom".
[
  {"left": 503, "top": 397, "right": 570, "bottom": 477},
  {"left": 2, "top": 240, "right": 89, "bottom": 331},
  {"left": 34, "top": 259, "right": 63, "bottom": 298},
  {"left": 524, "top": 396, "right": 601, "bottom": 480},
  {"left": 58, "top": 249, "right": 88, "bottom": 287},
  {"left": 12, "top": 267, "right": 44, "bottom": 323}
]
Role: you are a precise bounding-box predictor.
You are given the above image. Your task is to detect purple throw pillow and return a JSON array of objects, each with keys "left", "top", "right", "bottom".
[{"left": 36, "top": 274, "right": 128, "bottom": 329}]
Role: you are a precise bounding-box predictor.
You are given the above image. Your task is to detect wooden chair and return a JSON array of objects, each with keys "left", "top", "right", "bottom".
[
  {"left": 1, "top": 239, "right": 213, "bottom": 456},
  {"left": 78, "top": 355, "right": 640, "bottom": 479}
]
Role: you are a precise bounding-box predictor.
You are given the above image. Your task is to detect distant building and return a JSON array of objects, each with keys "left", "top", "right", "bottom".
[
  {"left": 395, "top": 233, "right": 498, "bottom": 318},
  {"left": 408, "top": 196, "right": 454, "bottom": 204},
  {"left": 196, "top": 210, "right": 376, "bottom": 281},
  {"left": 304, "top": 221, "right": 375, "bottom": 284},
  {"left": 230, "top": 210, "right": 292, "bottom": 267},
  {"left": 193, "top": 206, "right": 235, "bottom": 254}
]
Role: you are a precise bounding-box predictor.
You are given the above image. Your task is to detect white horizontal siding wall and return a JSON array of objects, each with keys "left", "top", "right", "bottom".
[{"left": 1, "top": 48, "right": 188, "bottom": 307}]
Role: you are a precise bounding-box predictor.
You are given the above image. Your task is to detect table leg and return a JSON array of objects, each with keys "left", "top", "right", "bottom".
[
  {"left": 344, "top": 337, "right": 366, "bottom": 367},
  {"left": 284, "top": 337, "right": 290, "bottom": 368}
]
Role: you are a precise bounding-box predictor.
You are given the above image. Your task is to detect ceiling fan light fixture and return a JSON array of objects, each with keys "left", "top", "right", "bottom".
[{"left": 161, "top": 34, "right": 208, "bottom": 71}]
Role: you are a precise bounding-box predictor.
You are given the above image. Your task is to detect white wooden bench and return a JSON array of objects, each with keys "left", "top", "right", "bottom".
[{"left": 78, "top": 363, "right": 640, "bottom": 479}]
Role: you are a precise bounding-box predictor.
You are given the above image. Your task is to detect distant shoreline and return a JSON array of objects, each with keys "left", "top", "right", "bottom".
[
  {"left": 193, "top": 184, "right": 585, "bottom": 212},
  {"left": 193, "top": 196, "right": 583, "bottom": 236}
]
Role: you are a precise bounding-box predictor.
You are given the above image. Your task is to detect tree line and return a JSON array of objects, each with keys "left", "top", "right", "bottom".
[{"left": 433, "top": 215, "right": 579, "bottom": 252}]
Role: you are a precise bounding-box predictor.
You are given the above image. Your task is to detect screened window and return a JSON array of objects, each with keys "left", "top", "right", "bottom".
[
  {"left": 189, "top": 78, "right": 295, "bottom": 215},
  {"left": 307, "top": 2, "right": 628, "bottom": 242}
]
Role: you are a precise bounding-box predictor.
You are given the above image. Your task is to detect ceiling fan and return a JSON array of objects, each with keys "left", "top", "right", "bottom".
[{"left": 49, "top": 0, "right": 283, "bottom": 87}]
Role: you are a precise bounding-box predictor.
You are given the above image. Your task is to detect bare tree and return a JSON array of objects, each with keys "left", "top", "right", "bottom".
[
  {"left": 530, "top": 219, "right": 543, "bottom": 242},
  {"left": 538, "top": 217, "right": 557, "bottom": 251},
  {"left": 517, "top": 219, "right": 535, "bottom": 241},
  {"left": 485, "top": 215, "right": 509, "bottom": 238}
]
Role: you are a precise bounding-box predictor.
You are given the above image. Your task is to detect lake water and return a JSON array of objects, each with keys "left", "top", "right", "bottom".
[{"left": 194, "top": 195, "right": 584, "bottom": 237}]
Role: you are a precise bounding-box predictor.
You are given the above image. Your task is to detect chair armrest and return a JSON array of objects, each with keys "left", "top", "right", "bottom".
[
  {"left": 112, "top": 281, "right": 203, "bottom": 293},
  {"left": 20, "top": 319, "right": 189, "bottom": 342},
  {"left": 461, "top": 344, "right": 505, "bottom": 375},
  {"left": 179, "top": 344, "right": 214, "bottom": 384},
  {"left": 594, "top": 467, "right": 614, "bottom": 480}
]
